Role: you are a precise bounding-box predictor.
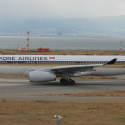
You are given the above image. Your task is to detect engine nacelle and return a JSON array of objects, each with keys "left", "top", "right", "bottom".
[{"left": 29, "top": 71, "right": 56, "bottom": 82}]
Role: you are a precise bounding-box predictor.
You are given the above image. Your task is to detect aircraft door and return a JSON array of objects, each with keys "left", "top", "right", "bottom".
[{"left": 80, "top": 58, "right": 84, "bottom": 65}]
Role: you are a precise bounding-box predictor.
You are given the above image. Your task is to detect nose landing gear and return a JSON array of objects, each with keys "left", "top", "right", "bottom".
[{"left": 60, "top": 78, "right": 75, "bottom": 85}]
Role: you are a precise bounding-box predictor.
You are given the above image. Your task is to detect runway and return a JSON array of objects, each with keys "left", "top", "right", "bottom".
[{"left": 0, "top": 78, "right": 125, "bottom": 101}]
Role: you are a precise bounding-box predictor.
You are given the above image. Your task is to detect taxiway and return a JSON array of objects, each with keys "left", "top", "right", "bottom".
[{"left": 0, "top": 78, "right": 125, "bottom": 101}]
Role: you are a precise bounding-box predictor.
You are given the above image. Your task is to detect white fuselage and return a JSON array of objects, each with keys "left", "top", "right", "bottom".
[
  {"left": 0, "top": 55, "right": 124, "bottom": 64},
  {"left": 0, "top": 55, "right": 125, "bottom": 77}
]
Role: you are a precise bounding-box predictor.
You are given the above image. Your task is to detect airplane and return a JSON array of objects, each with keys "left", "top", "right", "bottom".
[{"left": 0, "top": 55, "right": 124, "bottom": 85}]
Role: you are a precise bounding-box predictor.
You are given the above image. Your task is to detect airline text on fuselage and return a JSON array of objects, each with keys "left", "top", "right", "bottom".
[{"left": 0, "top": 57, "right": 49, "bottom": 61}]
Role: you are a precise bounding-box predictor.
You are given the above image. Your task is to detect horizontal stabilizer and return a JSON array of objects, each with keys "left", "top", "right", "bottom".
[{"left": 107, "top": 58, "right": 117, "bottom": 64}]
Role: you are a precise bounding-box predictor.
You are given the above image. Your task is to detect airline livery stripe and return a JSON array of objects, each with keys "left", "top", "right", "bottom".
[{"left": 0, "top": 61, "right": 125, "bottom": 64}]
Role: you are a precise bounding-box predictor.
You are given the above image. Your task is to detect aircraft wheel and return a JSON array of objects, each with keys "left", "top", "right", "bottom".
[
  {"left": 70, "top": 80, "right": 75, "bottom": 85},
  {"left": 62, "top": 79, "right": 68, "bottom": 85},
  {"left": 60, "top": 78, "right": 64, "bottom": 83}
]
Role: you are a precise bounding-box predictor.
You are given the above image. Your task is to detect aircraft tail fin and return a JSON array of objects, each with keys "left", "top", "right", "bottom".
[{"left": 107, "top": 58, "right": 117, "bottom": 65}]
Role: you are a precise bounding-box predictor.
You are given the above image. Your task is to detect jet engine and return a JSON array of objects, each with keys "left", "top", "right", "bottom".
[{"left": 29, "top": 71, "right": 56, "bottom": 82}]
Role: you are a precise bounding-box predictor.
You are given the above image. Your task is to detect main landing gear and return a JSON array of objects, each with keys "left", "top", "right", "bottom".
[{"left": 60, "top": 78, "right": 75, "bottom": 85}]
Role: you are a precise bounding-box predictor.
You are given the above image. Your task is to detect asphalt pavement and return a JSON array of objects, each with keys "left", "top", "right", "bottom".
[{"left": 0, "top": 78, "right": 125, "bottom": 101}]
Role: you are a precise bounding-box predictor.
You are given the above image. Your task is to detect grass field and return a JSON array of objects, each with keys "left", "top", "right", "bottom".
[
  {"left": 0, "top": 75, "right": 116, "bottom": 80},
  {"left": 0, "top": 49, "right": 125, "bottom": 55},
  {"left": 35, "top": 90, "right": 125, "bottom": 97},
  {"left": 0, "top": 100, "right": 125, "bottom": 125}
]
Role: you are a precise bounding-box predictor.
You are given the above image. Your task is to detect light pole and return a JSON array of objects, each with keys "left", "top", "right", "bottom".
[
  {"left": 26, "top": 31, "right": 30, "bottom": 51},
  {"left": 54, "top": 115, "right": 62, "bottom": 125}
]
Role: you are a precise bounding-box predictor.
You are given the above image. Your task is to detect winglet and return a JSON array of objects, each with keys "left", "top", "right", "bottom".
[{"left": 106, "top": 58, "right": 117, "bottom": 65}]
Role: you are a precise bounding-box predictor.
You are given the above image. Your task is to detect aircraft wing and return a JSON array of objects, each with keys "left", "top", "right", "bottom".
[{"left": 50, "top": 58, "right": 117, "bottom": 73}]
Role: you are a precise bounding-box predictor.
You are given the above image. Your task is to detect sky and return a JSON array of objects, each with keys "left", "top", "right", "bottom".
[{"left": 0, "top": 0, "right": 125, "bottom": 21}]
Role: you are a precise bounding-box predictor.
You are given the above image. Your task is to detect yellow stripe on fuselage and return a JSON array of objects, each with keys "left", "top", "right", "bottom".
[
  {"left": 0, "top": 63, "right": 125, "bottom": 68},
  {"left": 99, "top": 64, "right": 125, "bottom": 68}
]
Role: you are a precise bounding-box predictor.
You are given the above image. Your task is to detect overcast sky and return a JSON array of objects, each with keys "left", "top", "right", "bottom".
[{"left": 0, "top": 0, "right": 125, "bottom": 21}]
